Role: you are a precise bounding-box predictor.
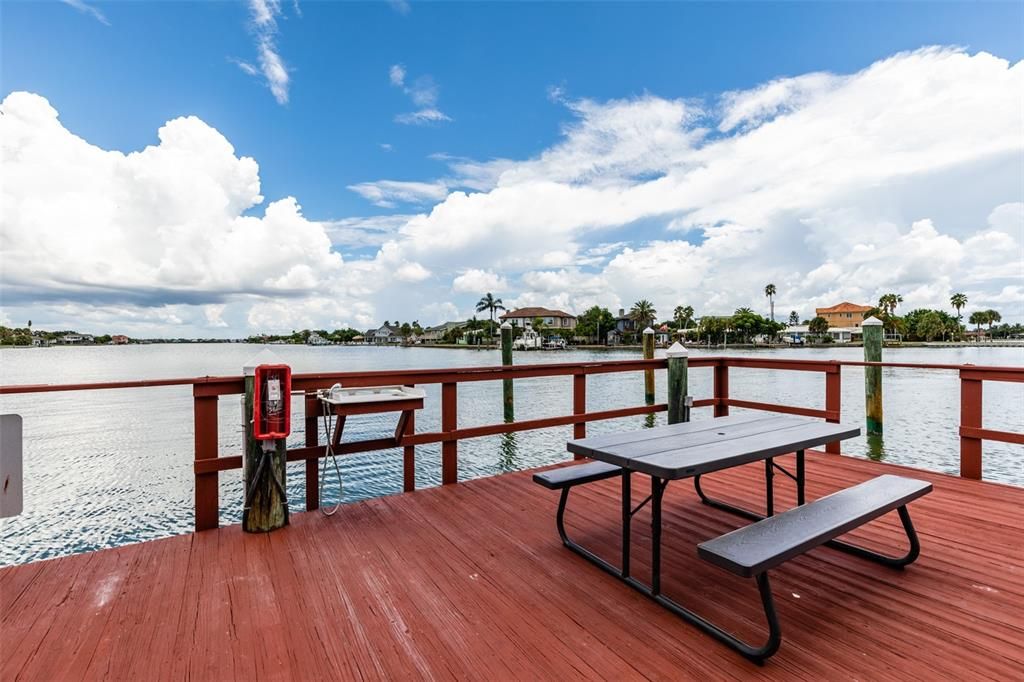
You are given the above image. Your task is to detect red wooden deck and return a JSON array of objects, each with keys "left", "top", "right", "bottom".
[{"left": 3, "top": 452, "right": 1022, "bottom": 680}]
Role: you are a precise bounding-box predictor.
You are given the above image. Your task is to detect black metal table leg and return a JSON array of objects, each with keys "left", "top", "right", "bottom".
[
  {"left": 650, "top": 477, "right": 666, "bottom": 596},
  {"left": 765, "top": 457, "right": 775, "bottom": 517},
  {"left": 621, "top": 470, "right": 631, "bottom": 578},
  {"left": 796, "top": 449, "right": 805, "bottom": 506},
  {"left": 556, "top": 472, "right": 784, "bottom": 664}
]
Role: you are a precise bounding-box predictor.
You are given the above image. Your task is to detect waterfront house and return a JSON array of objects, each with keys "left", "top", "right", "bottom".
[
  {"left": 58, "top": 334, "right": 83, "bottom": 344},
  {"left": 656, "top": 324, "right": 672, "bottom": 346},
  {"left": 420, "top": 321, "right": 468, "bottom": 344},
  {"left": 815, "top": 302, "right": 873, "bottom": 328},
  {"left": 607, "top": 308, "right": 638, "bottom": 344},
  {"left": 307, "top": 332, "right": 331, "bottom": 346},
  {"left": 500, "top": 307, "right": 577, "bottom": 331},
  {"left": 111, "top": 335, "right": 129, "bottom": 345},
  {"left": 371, "top": 324, "right": 402, "bottom": 345}
]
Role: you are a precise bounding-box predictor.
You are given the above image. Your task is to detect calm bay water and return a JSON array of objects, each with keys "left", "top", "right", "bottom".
[{"left": 1, "top": 343, "right": 1022, "bottom": 565}]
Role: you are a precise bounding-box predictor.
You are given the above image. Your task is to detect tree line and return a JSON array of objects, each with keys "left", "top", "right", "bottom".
[{"left": 854, "top": 292, "right": 1006, "bottom": 342}]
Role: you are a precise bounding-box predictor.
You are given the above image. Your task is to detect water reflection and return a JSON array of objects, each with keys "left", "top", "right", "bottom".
[
  {"left": 866, "top": 433, "right": 887, "bottom": 462},
  {"left": 498, "top": 432, "right": 519, "bottom": 472},
  {"left": 644, "top": 413, "right": 657, "bottom": 429}
]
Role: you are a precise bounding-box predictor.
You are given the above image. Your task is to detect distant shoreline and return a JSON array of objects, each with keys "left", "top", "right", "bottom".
[{"left": 5, "top": 341, "right": 1021, "bottom": 350}]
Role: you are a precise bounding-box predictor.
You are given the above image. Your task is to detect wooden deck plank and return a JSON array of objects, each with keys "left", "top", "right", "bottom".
[{"left": 2, "top": 451, "right": 1023, "bottom": 680}]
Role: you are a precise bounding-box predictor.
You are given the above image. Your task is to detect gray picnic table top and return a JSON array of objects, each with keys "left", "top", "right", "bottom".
[{"left": 566, "top": 413, "right": 860, "bottom": 480}]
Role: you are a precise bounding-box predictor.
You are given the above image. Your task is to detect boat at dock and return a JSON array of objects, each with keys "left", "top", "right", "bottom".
[
  {"left": 512, "top": 326, "right": 543, "bottom": 350},
  {"left": 542, "top": 336, "right": 567, "bottom": 350}
]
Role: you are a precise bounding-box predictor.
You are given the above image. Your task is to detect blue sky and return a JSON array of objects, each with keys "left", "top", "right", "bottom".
[{"left": 2, "top": 1, "right": 1022, "bottom": 335}]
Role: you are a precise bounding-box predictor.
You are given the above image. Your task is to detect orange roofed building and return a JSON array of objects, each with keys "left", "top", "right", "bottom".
[{"left": 815, "top": 302, "right": 873, "bottom": 328}]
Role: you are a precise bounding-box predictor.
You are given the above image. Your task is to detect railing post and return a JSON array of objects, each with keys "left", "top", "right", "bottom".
[
  {"left": 193, "top": 392, "right": 219, "bottom": 531},
  {"left": 667, "top": 342, "right": 689, "bottom": 424},
  {"left": 304, "top": 395, "right": 319, "bottom": 511},
  {"left": 825, "top": 364, "right": 841, "bottom": 454},
  {"left": 862, "top": 316, "right": 884, "bottom": 436},
  {"left": 441, "top": 382, "right": 458, "bottom": 484},
  {"left": 960, "top": 372, "right": 983, "bottom": 479},
  {"left": 501, "top": 321, "right": 514, "bottom": 423},
  {"left": 642, "top": 327, "right": 656, "bottom": 405},
  {"left": 714, "top": 360, "right": 730, "bottom": 417},
  {"left": 403, "top": 384, "right": 416, "bottom": 492},
  {"left": 573, "top": 373, "right": 586, "bottom": 455}
]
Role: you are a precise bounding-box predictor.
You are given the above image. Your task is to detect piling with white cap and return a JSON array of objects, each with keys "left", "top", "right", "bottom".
[
  {"left": 862, "top": 316, "right": 884, "bottom": 436},
  {"left": 667, "top": 342, "right": 690, "bottom": 424},
  {"left": 643, "top": 327, "right": 656, "bottom": 405}
]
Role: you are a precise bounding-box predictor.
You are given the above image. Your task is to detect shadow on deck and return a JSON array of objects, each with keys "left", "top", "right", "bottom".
[{"left": 3, "top": 452, "right": 1022, "bottom": 680}]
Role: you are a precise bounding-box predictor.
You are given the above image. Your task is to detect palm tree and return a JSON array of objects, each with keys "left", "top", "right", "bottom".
[
  {"left": 673, "top": 305, "right": 694, "bottom": 329},
  {"left": 968, "top": 310, "right": 986, "bottom": 340},
  {"left": 629, "top": 300, "right": 657, "bottom": 329},
  {"left": 950, "top": 293, "right": 967, "bottom": 320},
  {"left": 475, "top": 293, "right": 506, "bottom": 333},
  {"left": 986, "top": 309, "right": 1002, "bottom": 337},
  {"left": 764, "top": 283, "right": 777, "bottom": 322},
  {"left": 878, "top": 293, "right": 903, "bottom": 315}
]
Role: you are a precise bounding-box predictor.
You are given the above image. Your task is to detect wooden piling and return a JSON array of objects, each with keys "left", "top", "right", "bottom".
[
  {"left": 242, "top": 368, "right": 289, "bottom": 533},
  {"left": 862, "top": 316, "right": 883, "bottom": 436},
  {"left": 643, "top": 327, "right": 655, "bottom": 405},
  {"left": 501, "top": 322, "right": 514, "bottom": 422},
  {"left": 667, "top": 342, "right": 689, "bottom": 424}
]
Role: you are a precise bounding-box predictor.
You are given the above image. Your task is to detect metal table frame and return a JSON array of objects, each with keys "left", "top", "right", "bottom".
[{"left": 556, "top": 417, "right": 915, "bottom": 662}]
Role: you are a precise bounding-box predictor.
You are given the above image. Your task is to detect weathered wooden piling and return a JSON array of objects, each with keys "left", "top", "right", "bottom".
[
  {"left": 501, "top": 321, "right": 514, "bottom": 422},
  {"left": 862, "top": 316, "right": 883, "bottom": 436},
  {"left": 667, "top": 342, "right": 689, "bottom": 424},
  {"left": 242, "top": 363, "right": 289, "bottom": 533},
  {"left": 643, "top": 327, "right": 655, "bottom": 404}
]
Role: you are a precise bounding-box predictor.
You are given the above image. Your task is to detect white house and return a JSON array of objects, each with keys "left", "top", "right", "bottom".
[
  {"left": 307, "top": 332, "right": 331, "bottom": 346},
  {"left": 783, "top": 325, "right": 861, "bottom": 344},
  {"left": 371, "top": 324, "right": 402, "bottom": 344}
]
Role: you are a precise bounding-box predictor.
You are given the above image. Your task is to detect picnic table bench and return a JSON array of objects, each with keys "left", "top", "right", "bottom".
[{"left": 533, "top": 413, "right": 932, "bottom": 663}]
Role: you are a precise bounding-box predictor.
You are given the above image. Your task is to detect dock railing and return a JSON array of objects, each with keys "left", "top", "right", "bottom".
[{"left": 2, "top": 357, "right": 1021, "bottom": 531}]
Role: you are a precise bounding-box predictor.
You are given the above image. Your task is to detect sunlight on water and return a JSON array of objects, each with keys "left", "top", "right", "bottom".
[{"left": 1, "top": 343, "right": 1021, "bottom": 565}]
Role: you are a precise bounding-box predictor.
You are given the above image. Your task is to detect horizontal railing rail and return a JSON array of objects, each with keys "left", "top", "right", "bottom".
[{"left": 2, "top": 357, "right": 1021, "bottom": 530}]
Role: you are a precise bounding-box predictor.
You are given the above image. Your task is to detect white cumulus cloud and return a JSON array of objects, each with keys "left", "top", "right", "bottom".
[
  {"left": 0, "top": 91, "right": 435, "bottom": 334},
  {"left": 367, "top": 47, "right": 1023, "bottom": 322},
  {"left": 3, "top": 47, "right": 1022, "bottom": 337},
  {"left": 452, "top": 269, "right": 508, "bottom": 294}
]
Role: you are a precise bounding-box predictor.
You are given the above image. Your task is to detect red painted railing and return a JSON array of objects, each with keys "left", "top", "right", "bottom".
[{"left": 2, "top": 357, "right": 1021, "bottom": 531}]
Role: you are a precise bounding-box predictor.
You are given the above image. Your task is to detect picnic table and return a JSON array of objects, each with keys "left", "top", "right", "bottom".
[{"left": 535, "top": 413, "right": 932, "bottom": 662}]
